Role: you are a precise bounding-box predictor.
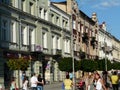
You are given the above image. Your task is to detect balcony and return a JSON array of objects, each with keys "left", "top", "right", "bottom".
[
  {"left": 74, "top": 51, "right": 80, "bottom": 57},
  {"left": 82, "top": 32, "right": 89, "bottom": 44},
  {"left": 90, "top": 37, "right": 97, "bottom": 49},
  {"left": 80, "top": 51, "right": 86, "bottom": 59},
  {"left": 31, "top": 44, "right": 43, "bottom": 52},
  {"left": 51, "top": 49, "right": 62, "bottom": 55}
]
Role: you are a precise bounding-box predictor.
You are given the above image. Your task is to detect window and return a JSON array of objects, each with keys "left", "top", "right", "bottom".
[
  {"left": 65, "top": 21, "right": 68, "bottom": 29},
  {"left": 21, "top": 0, "right": 25, "bottom": 11},
  {"left": 11, "top": 0, "right": 15, "bottom": 6},
  {"left": 85, "top": 27, "right": 88, "bottom": 33},
  {"left": 2, "top": 28, "right": 7, "bottom": 41},
  {"left": 64, "top": 40, "right": 67, "bottom": 52},
  {"left": 51, "top": 14, "right": 54, "bottom": 23},
  {"left": 73, "top": 20, "right": 76, "bottom": 29},
  {"left": 11, "top": 22, "right": 16, "bottom": 43},
  {"left": 0, "top": 0, "right": 9, "bottom": 4},
  {"left": 42, "top": 32, "right": 47, "bottom": 48},
  {"left": 62, "top": 20, "right": 65, "bottom": 27},
  {"left": 57, "top": 37, "right": 61, "bottom": 49},
  {"left": 44, "top": 10, "right": 47, "bottom": 20},
  {"left": 29, "top": 28, "right": 35, "bottom": 44},
  {"left": 29, "top": 2, "right": 34, "bottom": 15},
  {"left": 21, "top": 26, "right": 27, "bottom": 45},
  {"left": 67, "top": 40, "right": 70, "bottom": 53},
  {"left": 52, "top": 36, "right": 56, "bottom": 49},
  {"left": 21, "top": 26, "right": 24, "bottom": 44},
  {"left": 92, "top": 31, "right": 95, "bottom": 37},
  {"left": 64, "top": 39, "right": 70, "bottom": 53},
  {"left": 39, "top": 8, "right": 42, "bottom": 18},
  {"left": 1, "top": 20, "right": 8, "bottom": 41},
  {"left": 78, "top": 23, "right": 80, "bottom": 32},
  {"left": 56, "top": 16, "right": 59, "bottom": 26},
  {"left": 81, "top": 25, "right": 84, "bottom": 34}
]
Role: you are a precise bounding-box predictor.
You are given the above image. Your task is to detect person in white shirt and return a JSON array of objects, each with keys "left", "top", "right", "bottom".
[
  {"left": 0, "top": 84, "right": 3, "bottom": 90},
  {"left": 22, "top": 76, "right": 28, "bottom": 90},
  {"left": 30, "top": 73, "right": 38, "bottom": 90},
  {"left": 95, "top": 73, "right": 107, "bottom": 90}
]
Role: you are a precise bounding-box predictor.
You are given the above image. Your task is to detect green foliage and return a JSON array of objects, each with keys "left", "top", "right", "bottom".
[
  {"left": 7, "top": 58, "right": 30, "bottom": 71},
  {"left": 80, "top": 59, "right": 98, "bottom": 72},
  {"left": 112, "top": 62, "right": 120, "bottom": 70},
  {"left": 96, "top": 58, "right": 112, "bottom": 71},
  {"left": 58, "top": 57, "right": 80, "bottom": 72}
]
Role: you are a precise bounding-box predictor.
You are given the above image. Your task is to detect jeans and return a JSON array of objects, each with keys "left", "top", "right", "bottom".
[
  {"left": 37, "top": 86, "right": 43, "bottom": 90},
  {"left": 112, "top": 84, "right": 119, "bottom": 90}
]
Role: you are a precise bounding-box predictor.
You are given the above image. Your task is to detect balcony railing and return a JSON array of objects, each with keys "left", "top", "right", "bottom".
[
  {"left": 91, "top": 37, "right": 97, "bottom": 49},
  {"left": 80, "top": 51, "right": 86, "bottom": 59},
  {"left": 51, "top": 49, "right": 62, "bottom": 55},
  {"left": 31, "top": 44, "right": 43, "bottom": 52},
  {"left": 74, "top": 51, "right": 79, "bottom": 57},
  {"left": 82, "top": 32, "right": 89, "bottom": 43}
]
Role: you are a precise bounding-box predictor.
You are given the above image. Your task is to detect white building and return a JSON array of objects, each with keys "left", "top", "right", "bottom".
[{"left": 98, "top": 22, "right": 113, "bottom": 61}]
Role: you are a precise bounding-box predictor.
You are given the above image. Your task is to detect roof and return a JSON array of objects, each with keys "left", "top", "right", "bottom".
[
  {"left": 51, "top": 1, "right": 67, "bottom": 4},
  {"left": 79, "top": 10, "right": 95, "bottom": 24}
]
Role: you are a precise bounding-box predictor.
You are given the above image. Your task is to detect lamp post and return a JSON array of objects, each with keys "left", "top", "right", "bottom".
[
  {"left": 71, "top": 10, "right": 75, "bottom": 90},
  {"left": 104, "top": 32, "right": 107, "bottom": 71}
]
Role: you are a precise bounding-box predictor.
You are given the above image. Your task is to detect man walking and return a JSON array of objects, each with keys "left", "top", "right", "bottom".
[
  {"left": 30, "top": 73, "right": 38, "bottom": 90},
  {"left": 111, "top": 71, "right": 119, "bottom": 90}
]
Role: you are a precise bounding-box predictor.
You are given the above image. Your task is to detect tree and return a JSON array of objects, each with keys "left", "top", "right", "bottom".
[
  {"left": 96, "top": 58, "right": 112, "bottom": 71},
  {"left": 7, "top": 58, "right": 30, "bottom": 88},
  {"left": 58, "top": 57, "right": 80, "bottom": 72},
  {"left": 80, "top": 59, "right": 98, "bottom": 72},
  {"left": 7, "top": 58, "right": 30, "bottom": 71},
  {"left": 112, "top": 62, "right": 120, "bottom": 70}
]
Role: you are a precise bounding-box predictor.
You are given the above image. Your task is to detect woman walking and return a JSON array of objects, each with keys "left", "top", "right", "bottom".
[
  {"left": 22, "top": 76, "right": 29, "bottom": 90},
  {"left": 95, "top": 73, "right": 107, "bottom": 90},
  {"left": 10, "top": 77, "right": 17, "bottom": 90},
  {"left": 37, "top": 74, "right": 44, "bottom": 90},
  {"left": 64, "top": 75, "right": 73, "bottom": 90}
]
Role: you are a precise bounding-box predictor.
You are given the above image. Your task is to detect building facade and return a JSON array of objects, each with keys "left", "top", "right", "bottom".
[
  {"left": 52, "top": 0, "right": 98, "bottom": 60},
  {"left": 112, "top": 36, "right": 120, "bottom": 62},
  {"left": 0, "top": 0, "right": 71, "bottom": 88},
  {"left": 98, "top": 22, "right": 113, "bottom": 61}
]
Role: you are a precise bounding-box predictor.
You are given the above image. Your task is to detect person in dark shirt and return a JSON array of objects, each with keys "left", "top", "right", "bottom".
[{"left": 37, "top": 74, "right": 44, "bottom": 90}]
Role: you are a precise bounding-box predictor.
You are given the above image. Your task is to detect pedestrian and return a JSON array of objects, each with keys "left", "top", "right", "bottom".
[
  {"left": 61, "top": 82, "right": 65, "bottom": 90},
  {"left": 10, "top": 77, "right": 17, "bottom": 90},
  {"left": 30, "top": 73, "right": 38, "bottom": 90},
  {"left": 69, "top": 72, "right": 73, "bottom": 80},
  {"left": 76, "top": 77, "right": 84, "bottom": 90},
  {"left": 0, "top": 84, "right": 3, "bottom": 90},
  {"left": 95, "top": 73, "right": 107, "bottom": 90},
  {"left": 22, "top": 76, "right": 29, "bottom": 90},
  {"left": 37, "top": 74, "right": 44, "bottom": 90},
  {"left": 110, "top": 71, "right": 119, "bottom": 90},
  {"left": 83, "top": 72, "right": 90, "bottom": 90},
  {"left": 63, "top": 74, "right": 73, "bottom": 90},
  {"left": 102, "top": 71, "right": 112, "bottom": 90}
]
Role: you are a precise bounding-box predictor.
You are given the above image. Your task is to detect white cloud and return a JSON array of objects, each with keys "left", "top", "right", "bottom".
[{"left": 92, "top": 0, "right": 120, "bottom": 9}]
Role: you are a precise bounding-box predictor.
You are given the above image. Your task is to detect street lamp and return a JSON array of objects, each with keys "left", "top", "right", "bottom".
[
  {"left": 104, "top": 38, "right": 107, "bottom": 71},
  {"left": 71, "top": 12, "right": 75, "bottom": 90}
]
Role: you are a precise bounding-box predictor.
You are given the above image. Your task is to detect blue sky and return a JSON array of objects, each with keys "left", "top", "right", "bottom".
[{"left": 51, "top": 0, "right": 120, "bottom": 40}]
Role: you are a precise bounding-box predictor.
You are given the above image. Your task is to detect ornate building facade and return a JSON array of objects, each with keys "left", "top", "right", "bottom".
[{"left": 0, "top": 0, "right": 71, "bottom": 88}]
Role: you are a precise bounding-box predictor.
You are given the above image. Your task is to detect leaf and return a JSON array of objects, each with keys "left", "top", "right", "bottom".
[{"left": 7, "top": 58, "right": 30, "bottom": 71}]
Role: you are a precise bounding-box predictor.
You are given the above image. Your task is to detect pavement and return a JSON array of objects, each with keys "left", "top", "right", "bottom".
[
  {"left": 43, "top": 81, "right": 120, "bottom": 90},
  {"left": 44, "top": 82, "right": 62, "bottom": 90}
]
